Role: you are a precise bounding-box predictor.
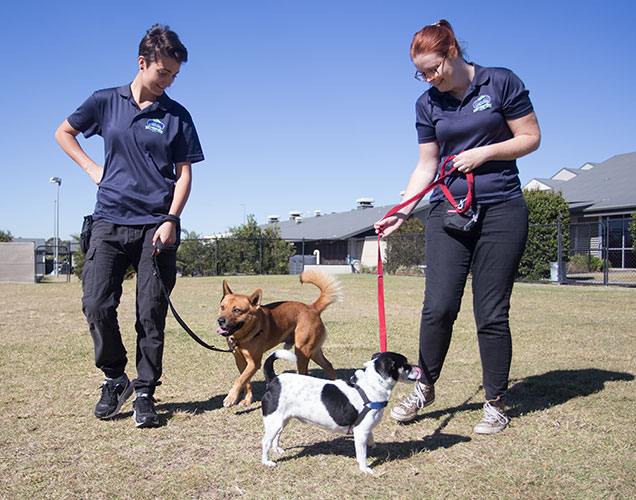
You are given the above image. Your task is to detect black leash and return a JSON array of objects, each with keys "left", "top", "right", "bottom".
[{"left": 152, "top": 216, "right": 233, "bottom": 353}]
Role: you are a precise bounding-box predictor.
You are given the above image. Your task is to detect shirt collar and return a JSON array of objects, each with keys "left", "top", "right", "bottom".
[
  {"left": 117, "top": 84, "right": 172, "bottom": 112},
  {"left": 471, "top": 63, "right": 490, "bottom": 88},
  {"left": 428, "top": 62, "right": 490, "bottom": 103}
]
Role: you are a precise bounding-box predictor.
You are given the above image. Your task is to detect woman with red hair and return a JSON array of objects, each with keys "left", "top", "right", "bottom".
[{"left": 375, "top": 20, "right": 540, "bottom": 434}]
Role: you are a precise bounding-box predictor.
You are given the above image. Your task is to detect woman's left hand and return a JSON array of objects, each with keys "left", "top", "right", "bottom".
[{"left": 452, "top": 148, "right": 488, "bottom": 174}]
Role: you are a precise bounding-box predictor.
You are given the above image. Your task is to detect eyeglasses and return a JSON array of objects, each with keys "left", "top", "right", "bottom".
[{"left": 414, "top": 55, "right": 446, "bottom": 82}]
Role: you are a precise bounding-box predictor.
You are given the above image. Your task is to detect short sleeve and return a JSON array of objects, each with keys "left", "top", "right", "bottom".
[
  {"left": 172, "top": 110, "right": 204, "bottom": 164},
  {"left": 67, "top": 92, "right": 102, "bottom": 138},
  {"left": 501, "top": 71, "right": 533, "bottom": 120},
  {"left": 415, "top": 94, "right": 436, "bottom": 144}
]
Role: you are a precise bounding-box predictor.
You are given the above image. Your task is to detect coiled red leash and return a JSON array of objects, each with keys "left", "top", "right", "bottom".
[{"left": 376, "top": 154, "right": 471, "bottom": 351}]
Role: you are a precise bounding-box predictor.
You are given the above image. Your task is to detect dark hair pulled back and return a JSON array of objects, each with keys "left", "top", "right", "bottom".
[{"left": 139, "top": 24, "right": 188, "bottom": 64}]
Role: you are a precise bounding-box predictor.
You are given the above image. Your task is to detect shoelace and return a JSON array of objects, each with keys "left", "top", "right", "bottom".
[
  {"left": 482, "top": 402, "right": 508, "bottom": 424},
  {"left": 134, "top": 396, "right": 156, "bottom": 414},
  {"left": 403, "top": 383, "right": 429, "bottom": 410},
  {"left": 98, "top": 381, "right": 116, "bottom": 403}
]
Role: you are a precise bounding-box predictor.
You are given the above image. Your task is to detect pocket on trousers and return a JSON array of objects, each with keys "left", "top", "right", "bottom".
[{"left": 82, "top": 246, "right": 97, "bottom": 296}]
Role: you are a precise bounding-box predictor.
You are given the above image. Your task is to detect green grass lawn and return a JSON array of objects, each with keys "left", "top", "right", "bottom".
[{"left": 1, "top": 274, "right": 634, "bottom": 499}]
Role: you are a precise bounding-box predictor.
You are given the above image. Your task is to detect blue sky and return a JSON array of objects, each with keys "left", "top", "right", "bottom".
[{"left": 3, "top": 0, "right": 635, "bottom": 240}]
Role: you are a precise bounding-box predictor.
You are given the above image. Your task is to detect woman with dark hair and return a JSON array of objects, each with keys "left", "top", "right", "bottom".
[
  {"left": 375, "top": 20, "right": 540, "bottom": 434},
  {"left": 55, "top": 24, "right": 204, "bottom": 428}
]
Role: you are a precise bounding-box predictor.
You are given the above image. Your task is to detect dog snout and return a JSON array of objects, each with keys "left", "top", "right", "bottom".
[
  {"left": 402, "top": 364, "right": 422, "bottom": 382},
  {"left": 217, "top": 317, "right": 226, "bottom": 327}
]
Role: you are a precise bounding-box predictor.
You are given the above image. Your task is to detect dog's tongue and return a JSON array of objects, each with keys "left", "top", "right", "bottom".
[
  {"left": 413, "top": 366, "right": 423, "bottom": 380},
  {"left": 217, "top": 327, "right": 229, "bottom": 336}
]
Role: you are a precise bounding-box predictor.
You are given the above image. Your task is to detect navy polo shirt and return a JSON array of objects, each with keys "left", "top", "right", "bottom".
[
  {"left": 416, "top": 64, "right": 534, "bottom": 204},
  {"left": 68, "top": 85, "right": 204, "bottom": 225}
]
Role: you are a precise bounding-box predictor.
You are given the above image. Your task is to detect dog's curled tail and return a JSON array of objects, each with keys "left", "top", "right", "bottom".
[
  {"left": 300, "top": 270, "right": 343, "bottom": 313},
  {"left": 263, "top": 349, "right": 297, "bottom": 385}
]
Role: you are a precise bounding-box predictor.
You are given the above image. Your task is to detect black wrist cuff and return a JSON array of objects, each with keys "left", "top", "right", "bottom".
[{"left": 162, "top": 214, "right": 180, "bottom": 224}]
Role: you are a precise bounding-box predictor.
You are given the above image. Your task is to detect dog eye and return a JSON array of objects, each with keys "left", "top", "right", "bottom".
[
  {"left": 220, "top": 305, "right": 225, "bottom": 311},
  {"left": 232, "top": 307, "right": 241, "bottom": 313}
]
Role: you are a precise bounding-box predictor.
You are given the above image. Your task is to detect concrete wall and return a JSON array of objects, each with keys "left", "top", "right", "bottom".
[{"left": 0, "top": 242, "right": 35, "bottom": 284}]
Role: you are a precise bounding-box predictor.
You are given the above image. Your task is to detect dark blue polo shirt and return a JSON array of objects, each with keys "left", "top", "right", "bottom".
[
  {"left": 416, "top": 64, "right": 534, "bottom": 204},
  {"left": 68, "top": 85, "right": 204, "bottom": 225}
]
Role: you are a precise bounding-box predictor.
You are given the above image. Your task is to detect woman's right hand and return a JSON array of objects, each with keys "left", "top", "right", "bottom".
[{"left": 374, "top": 213, "right": 407, "bottom": 238}]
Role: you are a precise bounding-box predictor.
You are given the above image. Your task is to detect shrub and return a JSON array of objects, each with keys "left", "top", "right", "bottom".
[
  {"left": 567, "top": 253, "right": 605, "bottom": 273},
  {"left": 518, "top": 189, "right": 570, "bottom": 280},
  {"left": 385, "top": 217, "right": 426, "bottom": 274}
]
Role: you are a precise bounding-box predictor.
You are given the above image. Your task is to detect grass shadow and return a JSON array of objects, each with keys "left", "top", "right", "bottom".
[
  {"left": 275, "top": 432, "right": 471, "bottom": 469},
  {"left": 506, "top": 368, "right": 635, "bottom": 417}
]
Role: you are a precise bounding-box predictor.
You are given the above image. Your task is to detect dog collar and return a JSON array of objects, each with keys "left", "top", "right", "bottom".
[{"left": 348, "top": 385, "right": 388, "bottom": 434}]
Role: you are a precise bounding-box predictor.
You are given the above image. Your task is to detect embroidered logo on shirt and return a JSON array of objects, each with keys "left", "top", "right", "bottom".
[
  {"left": 473, "top": 95, "right": 492, "bottom": 113},
  {"left": 145, "top": 119, "right": 165, "bottom": 134}
]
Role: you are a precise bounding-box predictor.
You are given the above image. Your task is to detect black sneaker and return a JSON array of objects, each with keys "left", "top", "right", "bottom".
[
  {"left": 94, "top": 375, "right": 133, "bottom": 419},
  {"left": 132, "top": 394, "right": 159, "bottom": 428}
]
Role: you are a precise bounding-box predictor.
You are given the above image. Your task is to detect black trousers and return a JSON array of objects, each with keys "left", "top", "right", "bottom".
[
  {"left": 418, "top": 196, "right": 528, "bottom": 401},
  {"left": 82, "top": 221, "right": 176, "bottom": 395}
]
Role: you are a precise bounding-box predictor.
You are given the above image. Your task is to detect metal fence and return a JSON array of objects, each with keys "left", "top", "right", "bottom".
[
  {"left": 65, "top": 221, "right": 635, "bottom": 286},
  {"left": 381, "top": 221, "right": 636, "bottom": 286}
]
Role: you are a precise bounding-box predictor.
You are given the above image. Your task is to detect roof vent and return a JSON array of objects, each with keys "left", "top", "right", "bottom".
[
  {"left": 295, "top": 216, "right": 303, "bottom": 224},
  {"left": 356, "top": 197, "right": 375, "bottom": 209},
  {"left": 314, "top": 210, "right": 321, "bottom": 217},
  {"left": 289, "top": 210, "right": 302, "bottom": 220},
  {"left": 267, "top": 215, "right": 280, "bottom": 224}
]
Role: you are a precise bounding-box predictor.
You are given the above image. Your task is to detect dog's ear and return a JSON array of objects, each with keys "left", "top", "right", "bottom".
[
  {"left": 222, "top": 280, "right": 233, "bottom": 299},
  {"left": 371, "top": 352, "right": 381, "bottom": 360},
  {"left": 249, "top": 289, "right": 262, "bottom": 307}
]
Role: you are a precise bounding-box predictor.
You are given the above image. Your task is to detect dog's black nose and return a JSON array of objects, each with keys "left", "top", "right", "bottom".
[{"left": 218, "top": 317, "right": 226, "bottom": 327}]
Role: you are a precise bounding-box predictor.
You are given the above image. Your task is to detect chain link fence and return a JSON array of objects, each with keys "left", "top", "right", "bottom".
[
  {"left": 65, "top": 222, "right": 635, "bottom": 287},
  {"left": 381, "top": 221, "right": 636, "bottom": 286}
]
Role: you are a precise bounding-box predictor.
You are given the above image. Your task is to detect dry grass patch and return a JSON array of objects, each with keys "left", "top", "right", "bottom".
[{"left": 1, "top": 276, "right": 635, "bottom": 499}]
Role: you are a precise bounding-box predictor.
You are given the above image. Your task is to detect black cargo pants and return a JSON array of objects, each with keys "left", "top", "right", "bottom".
[{"left": 82, "top": 221, "right": 176, "bottom": 395}]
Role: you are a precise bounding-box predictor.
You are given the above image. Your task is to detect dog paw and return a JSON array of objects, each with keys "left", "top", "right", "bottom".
[
  {"left": 360, "top": 466, "right": 374, "bottom": 475},
  {"left": 263, "top": 460, "right": 277, "bottom": 468},
  {"left": 274, "top": 446, "right": 285, "bottom": 455},
  {"left": 223, "top": 395, "right": 237, "bottom": 407},
  {"left": 238, "top": 397, "right": 253, "bottom": 406}
]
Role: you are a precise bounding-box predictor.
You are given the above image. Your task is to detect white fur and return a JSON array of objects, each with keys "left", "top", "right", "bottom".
[{"left": 261, "top": 350, "right": 419, "bottom": 474}]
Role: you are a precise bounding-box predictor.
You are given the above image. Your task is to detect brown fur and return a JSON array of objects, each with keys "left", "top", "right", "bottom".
[{"left": 216, "top": 270, "right": 341, "bottom": 407}]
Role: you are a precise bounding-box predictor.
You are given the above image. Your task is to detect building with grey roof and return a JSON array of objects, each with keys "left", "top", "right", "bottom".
[
  {"left": 263, "top": 199, "right": 431, "bottom": 268},
  {"left": 523, "top": 151, "right": 635, "bottom": 269}
]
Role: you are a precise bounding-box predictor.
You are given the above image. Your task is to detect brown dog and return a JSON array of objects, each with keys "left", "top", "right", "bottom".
[{"left": 216, "top": 270, "right": 341, "bottom": 407}]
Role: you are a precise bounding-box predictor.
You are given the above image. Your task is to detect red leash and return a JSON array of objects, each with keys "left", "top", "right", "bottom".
[{"left": 376, "top": 154, "right": 472, "bottom": 351}]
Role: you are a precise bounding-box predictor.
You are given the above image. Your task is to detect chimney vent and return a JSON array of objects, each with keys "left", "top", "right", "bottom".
[{"left": 356, "top": 197, "right": 375, "bottom": 209}]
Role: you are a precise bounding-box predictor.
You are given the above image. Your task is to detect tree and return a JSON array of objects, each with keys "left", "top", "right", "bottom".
[
  {"left": 385, "top": 217, "right": 426, "bottom": 274},
  {"left": 217, "top": 215, "right": 295, "bottom": 275},
  {"left": 177, "top": 231, "right": 216, "bottom": 276},
  {"left": 0, "top": 230, "right": 12, "bottom": 242},
  {"left": 261, "top": 224, "right": 296, "bottom": 274},
  {"left": 518, "top": 189, "right": 570, "bottom": 280}
]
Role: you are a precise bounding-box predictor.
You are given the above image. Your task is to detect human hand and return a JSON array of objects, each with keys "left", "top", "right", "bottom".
[
  {"left": 152, "top": 221, "right": 177, "bottom": 254},
  {"left": 452, "top": 148, "right": 488, "bottom": 174},
  {"left": 374, "top": 213, "right": 406, "bottom": 238},
  {"left": 88, "top": 164, "right": 104, "bottom": 185}
]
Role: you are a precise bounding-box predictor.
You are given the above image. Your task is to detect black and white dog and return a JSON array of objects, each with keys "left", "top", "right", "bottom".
[{"left": 261, "top": 349, "right": 421, "bottom": 474}]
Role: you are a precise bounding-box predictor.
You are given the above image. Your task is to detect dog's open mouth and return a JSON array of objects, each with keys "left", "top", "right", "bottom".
[
  {"left": 216, "top": 327, "right": 231, "bottom": 337},
  {"left": 216, "top": 321, "right": 244, "bottom": 337}
]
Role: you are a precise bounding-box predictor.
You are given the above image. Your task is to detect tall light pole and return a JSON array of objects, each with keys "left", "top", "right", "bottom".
[{"left": 50, "top": 177, "right": 62, "bottom": 277}]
